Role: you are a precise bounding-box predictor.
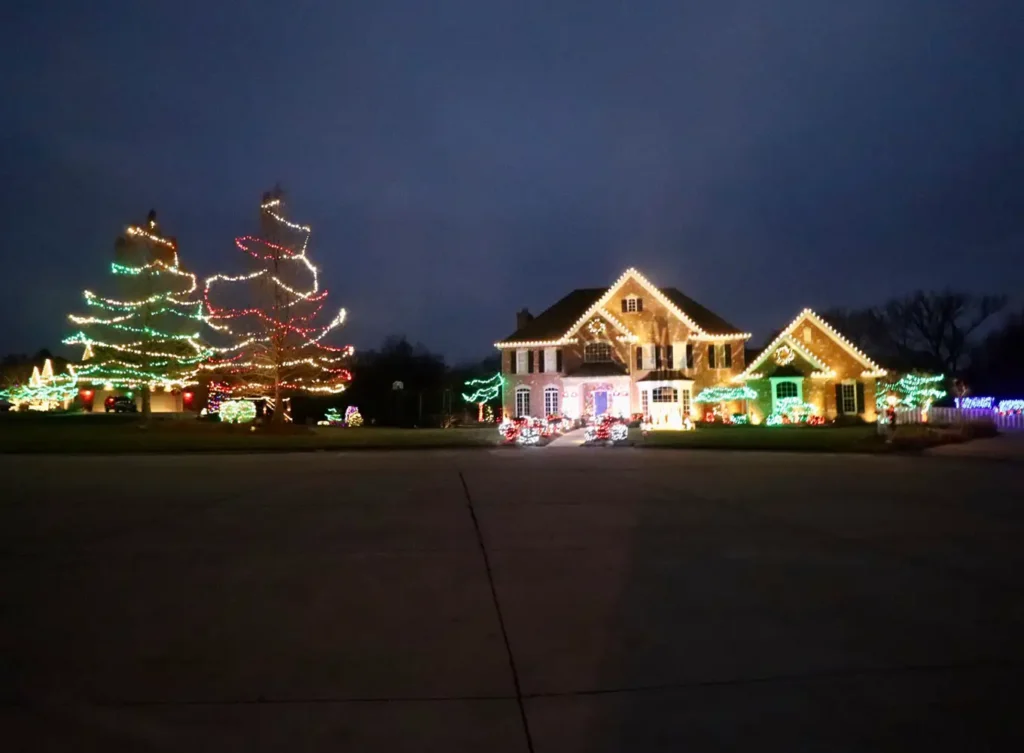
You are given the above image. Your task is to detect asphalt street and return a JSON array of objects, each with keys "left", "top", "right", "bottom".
[{"left": 2, "top": 448, "right": 1023, "bottom": 751}]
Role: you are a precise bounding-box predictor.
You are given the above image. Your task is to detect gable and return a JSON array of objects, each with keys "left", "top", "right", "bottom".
[
  {"left": 497, "top": 288, "right": 604, "bottom": 346},
  {"left": 737, "top": 309, "right": 885, "bottom": 381}
]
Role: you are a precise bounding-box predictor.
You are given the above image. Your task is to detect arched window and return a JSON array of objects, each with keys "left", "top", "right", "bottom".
[
  {"left": 652, "top": 386, "right": 678, "bottom": 403},
  {"left": 584, "top": 342, "right": 612, "bottom": 362},
  {"left": 515, "top": 386, "right": 531, "bottom": 417},
  {"left": 544, "top": 386, "right": 559, "bottom": 416},
  {"left": 776, "top": 381, "right": 798, "bottom": 399}
]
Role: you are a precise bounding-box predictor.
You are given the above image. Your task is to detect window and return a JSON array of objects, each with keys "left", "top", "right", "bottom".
[
  {"left": 803, "top": 326, "right": 813, "bottom": 344},
  {"left": 840, "top": 382, "right": 857, "bottom": 414},
  {"left": 584, "top": 342, "right": 612, "bottom": 362},
  {"left": 516, "top": 350, "right": 528, "bottom": 373},
  {"left": 776, "top": 381, "right": 798, "bottom": 399},
  {"left": 543, "top": 347, "right": 557, "bottom": 374},
  {"left": 544, "top": 386, "right": 559, "bottom": 416},
  {"left": 635, "top": 346, "right": 643, "bottom": 370},
  {"left": 641, "top": 389, "right": 649, "bottom": 415},
  {"left": 681, "top": 388, "right": 691, "bottom": 416},
  {"left": 723, "top": 345, "right": 732, "bottom": 368},
  {"left": 652, "top": 386, "right": 678, "bottom": 403},
  {"left": 708, "top": 344, "right": 717, "bottom": 368},
  {"left": 685, "top": 343, "right": 694, "bottom": 369},
  {"left": 515, "top": 386, "right": 531, "bottom": 417},
  {"left": 621, "top": 295, "right": 643, "bottom": 313}
]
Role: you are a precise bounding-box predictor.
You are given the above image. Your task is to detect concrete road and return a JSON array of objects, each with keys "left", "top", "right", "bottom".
[{"left": 2, "top": 449, "right": 1023, "bottom": 752}]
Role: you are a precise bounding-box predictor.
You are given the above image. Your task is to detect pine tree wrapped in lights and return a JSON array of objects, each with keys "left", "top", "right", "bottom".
[
  {"left": 63, "top": 211, "right": 211, "bottom": 416},
  {"left": 202, "top": 189, "right": 353, "bottom": 421}
]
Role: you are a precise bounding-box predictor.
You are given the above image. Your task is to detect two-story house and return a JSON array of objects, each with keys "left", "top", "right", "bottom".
[{"left": 496, "top": 268, "right": 751, "bottom": 429}]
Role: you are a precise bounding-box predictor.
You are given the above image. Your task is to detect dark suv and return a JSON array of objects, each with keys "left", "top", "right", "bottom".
[{"left": 105, "top": 396, "right": 138, "bottom": 413}]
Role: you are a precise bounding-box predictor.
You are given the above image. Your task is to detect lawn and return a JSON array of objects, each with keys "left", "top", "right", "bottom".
[
  {"left": 641, "top": 424, "right": 888, "bottom": 453},
  {"left": 0, "top": 413, "right": 500, "bottom": 453}
]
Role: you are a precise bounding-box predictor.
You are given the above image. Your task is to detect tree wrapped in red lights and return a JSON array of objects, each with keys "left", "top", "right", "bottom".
[{"left": 202, "top": 189, "right": 352, "bottom": 420}]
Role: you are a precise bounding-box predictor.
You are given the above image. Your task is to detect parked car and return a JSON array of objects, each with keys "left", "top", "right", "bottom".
[{"left": 104, "top": 396, "right": 138, "bottom": 413}]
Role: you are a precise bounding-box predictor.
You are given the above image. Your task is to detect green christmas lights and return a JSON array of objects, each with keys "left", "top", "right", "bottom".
[
  {"left": 220, "top": 399, "right": 256, "bottom": 423},
  {"left": 694, "top": 385, "right": 758, "bottom": 403},
  {"left": 0, "top": 359, "right": 79, "bottom": 411},
  {"left": 462, "top": 373, "right": 503, "bottom": 403},
  {"left": 876, "top": 373, "right": 946, "bottom": 409}
]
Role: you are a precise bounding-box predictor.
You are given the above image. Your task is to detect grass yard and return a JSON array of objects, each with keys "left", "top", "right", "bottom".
[
  {"left": 0, "top": 413, "right": 500, "bottom": 453},
  {"left": 641, "top": 424, "right": 889, "bottom": 453}
]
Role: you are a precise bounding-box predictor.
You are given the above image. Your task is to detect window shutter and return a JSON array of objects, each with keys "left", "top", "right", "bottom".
[
  {"left": 834, "top": 384, "right": 843, "bottom": 412},
  {"left": 855, "top": 381, "right": 865, "bottom": 414},
  {"left": 538, "top": 349, "right": 545, "bottom": 373},
  {"left": 685, "top": 343, "right": 694, "bottom": 369},
  {"left": 708, "top": 344, "right": 716, "bottom": 368},
  {"left": 635, "top": 346, "right": 643, "bottom": 370},
  {"left": 527, "top": 350, "right": 535, "bottom": 373},
  {"left": 666, "top": 345, "right": 674, "bottom": 369},
  {"left": 510, "top": 351, "right": 517, "bottom": 374},
  {"left": 621, "top": 298, "right": 628, "bottom": 313},
  {"left": 556, "top": 349, "right": 563, "bottom": 372},
  {"left": 636, "top": 298, "right": 643, "bottom": 312},
  {"left": 723, "top": 344, "right": 732, "bottom": 368}
]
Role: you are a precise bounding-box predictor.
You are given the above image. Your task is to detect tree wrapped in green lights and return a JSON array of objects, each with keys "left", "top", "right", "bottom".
[
  {"left": 63, "top": 211, "right": 211, "bottom": 417},
  {"left": 876, "top": 373, "right": 946, "bottom": 410},
  {"left": 462, "top": 373, "right": 502, "bottom": 422}
]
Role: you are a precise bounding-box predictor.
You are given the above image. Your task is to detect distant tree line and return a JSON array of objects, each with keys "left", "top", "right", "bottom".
[{"left": 812, "top": 290, "right": 1020, "bottom": 394}]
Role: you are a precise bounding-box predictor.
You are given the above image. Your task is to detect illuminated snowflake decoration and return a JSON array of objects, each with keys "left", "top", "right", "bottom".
[
  {"left": 774, "top": 345, "right": 795, "bottom": 366},
  {"left": 587, "top": 319, "right": 607, "bottom": 336}
]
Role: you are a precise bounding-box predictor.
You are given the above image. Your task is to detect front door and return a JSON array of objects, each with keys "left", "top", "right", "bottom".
[{"left": 593, "top": 390, "right": 608, "bottom": 416}]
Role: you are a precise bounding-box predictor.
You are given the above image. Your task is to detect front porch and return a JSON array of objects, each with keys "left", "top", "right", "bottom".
[
  {"left": 561, "top": 375, "right": 631, "bottom": 420},
  {"left": 637, "top": 371, "right": 694, "bottom": 430}
]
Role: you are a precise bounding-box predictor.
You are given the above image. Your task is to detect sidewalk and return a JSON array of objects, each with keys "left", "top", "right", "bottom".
[
  {"left": 546, "top": 428, "right": 586, "bottom": 447},
  {"left": 926, "top": 433, "right": 1024, "bottom": 461}
]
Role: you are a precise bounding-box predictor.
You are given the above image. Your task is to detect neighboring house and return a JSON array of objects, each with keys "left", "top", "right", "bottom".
[
  {"left": 735, "top": 309, "right": 887, "bottom": 422},
  {"left": 496, "top": 268, "right": 751, "bottom": 428}
]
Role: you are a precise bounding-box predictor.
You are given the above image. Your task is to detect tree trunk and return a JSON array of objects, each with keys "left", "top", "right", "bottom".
[
  {"left": 271, "top": 373, "right": 283, "bottom": 424},
  {"left": 141, "top": 384, "right": 151, "bottom": 420}
]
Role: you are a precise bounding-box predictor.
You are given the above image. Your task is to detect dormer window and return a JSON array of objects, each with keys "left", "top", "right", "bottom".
[
  {"left": 621, "top": 295, "right": 643, "bottom": 313},
  {"left": 584, "top": 342, "right": 612, "bottom": 362}
]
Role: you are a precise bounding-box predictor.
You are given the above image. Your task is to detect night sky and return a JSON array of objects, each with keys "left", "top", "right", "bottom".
[{"left": 3, "top": 1, "right": 1022, "bottom": 363}]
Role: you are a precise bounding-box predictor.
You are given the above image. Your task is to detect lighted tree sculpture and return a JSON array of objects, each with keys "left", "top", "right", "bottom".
[
  {"left": 202, "top": 189, "right": 352, "bottom": 421},
  {"left": 462, "top": 373, "right": 502, "bottom": 422},
  {"left": 64, "top": 211, "right": 210, "bottom": 417}
]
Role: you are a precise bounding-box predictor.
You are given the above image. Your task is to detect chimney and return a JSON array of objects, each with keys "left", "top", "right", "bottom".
[{"left": 516, "top": 308, "right": 533, "bottom": 330}]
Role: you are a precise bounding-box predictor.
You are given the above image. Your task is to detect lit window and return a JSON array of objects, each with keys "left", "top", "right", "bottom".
[
  {"left": 776, "top": 382, "right": 798, "bottom": 399},
  {"left": 622, "top": 295, "right": 642, "bottom": 313},
  {"left": 681, "top": 388, "right": 691, "bottom": 416},
  {"left": 652, "top": 387, "right": 678, "bottom": 403},
  {"left": 841, "top": 382, "right": 857, "bottom": 414},
  {"left": 515, "top": 386, "right": 531, "bottom": 417},
  {"left": 584, "top": 342, "right": 612, "bottom": 362},
  {"left": 544, "top": 386, "right": 559, "bottom": 416},
  {"left": 641, "top": 389, "right": 649, "bottom": 415}
]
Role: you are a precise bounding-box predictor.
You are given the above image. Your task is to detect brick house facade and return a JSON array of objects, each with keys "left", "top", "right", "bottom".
[
  {"left": 496, "top": 269, "right": 751, "bottom": 428},
  {"left": 735, "top": 309, "right": 887, "bottom": 423}
]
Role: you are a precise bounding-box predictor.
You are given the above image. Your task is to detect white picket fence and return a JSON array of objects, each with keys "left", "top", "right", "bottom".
[{"left": 877, "top": 406, "right": 1024, "bottom": 433}]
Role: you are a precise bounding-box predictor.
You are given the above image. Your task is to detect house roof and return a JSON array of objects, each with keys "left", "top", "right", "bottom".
[
  {"left": 736, "top": 309, "right": 887, "bottom": 381},
  {"left": 500, "top": 288, "right": 605, "bottom": 344},
  {"left": 564, "top": 361, "right": 629, "bottom": 378},
  {"left": 497, "top": 269, "right": 747, "bottom": 346}
]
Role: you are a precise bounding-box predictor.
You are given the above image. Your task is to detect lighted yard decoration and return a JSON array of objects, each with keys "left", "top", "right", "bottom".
[
  {"left": 877, "top": 373, "right": 946, "bottom": 420},
  {"left": 766, "top": 397, "right": 821, "bottom": 426},
  {"left": 584, "top": 415, "right": 629, "bottom": 444},
  {"left": 461, "top": 373, "right": 502, "bottom": 422},
  {"left": 1, "top": 359, "right": 79, "bottom": 411},
  {"left": 201, "top": 189, "right": 352, "bottom": 421},
  {"left": 63, "top": 211, "right": 212, "bottom": 416},
  {"left": 319, "top": 407, "right": 344, "bottom": 426},
  {"left": 220, "top": 399, "right": 256, "bottom": 424},
  {"left": 694, "top": 385, "right": 758, "bottom": 424},
  {"left": 344, "top": 406, "right": 363, "bottom": 427}
]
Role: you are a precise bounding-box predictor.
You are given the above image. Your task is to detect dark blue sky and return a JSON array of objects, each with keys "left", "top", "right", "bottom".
[{"left": 3, "top": 1, "right": 1022, "bottom": 363}]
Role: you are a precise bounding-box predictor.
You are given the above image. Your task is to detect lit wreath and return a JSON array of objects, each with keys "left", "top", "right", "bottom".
[
  {"left": 774, "top": 345, "right": 795, "bottom": 366},
  {"left": 587, "top": 319, "right": 607, "bottom": 336}
]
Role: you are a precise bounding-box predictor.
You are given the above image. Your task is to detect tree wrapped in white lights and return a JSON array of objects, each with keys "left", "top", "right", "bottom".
[
  {"left": 63, "top": 211, "right": 211, "bottom": 417},
  {"left": 202, "top": 189, "right": 352, "bottom": 420}
]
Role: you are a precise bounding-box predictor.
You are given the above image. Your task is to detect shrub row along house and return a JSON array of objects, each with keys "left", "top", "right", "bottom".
[{"left": 496, "top": 268, "right": 885, "bottom": 428}]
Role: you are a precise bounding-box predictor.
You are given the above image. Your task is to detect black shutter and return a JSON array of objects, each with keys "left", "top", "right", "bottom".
[
  {"left": 635, "top": 346, "right": 643, "bottom": 370},
  {"left": 541, "top": 349, "right": 547, "bottom": 373},
  {"left": 527, "top": 350, "right": 534, "bottom": 373},
  {"left": 636, "top": 298, "right": 643, "bottom": 312},
  {"left": 621, "top": 298, "right": 628, "bottom": 312},
  {"left": 708, "top": 344, "right": 716, "bottom": 368},
  {"left": 666, "top": 345, "right": 674, "bottom": 369},
  {"left": 655, "top": 346, "right": 662, "bottom": 369},
  {"left": 510, "top": 351, "right": 517, "bottom": 374},
  {"left": 834, "top": 384, "right": 843, "bottom": 413},
  {"left": 556, "top": 349, "right": 563, "bottom": 372},
  {"left": 855, "top": 381, "right": 865, "bottom": 414},
  {"left": 686, "top": 343, "right": 694, "bottom": 369},
  {"left": 723, "top": 344, "right": 732, "bottom": 368}
]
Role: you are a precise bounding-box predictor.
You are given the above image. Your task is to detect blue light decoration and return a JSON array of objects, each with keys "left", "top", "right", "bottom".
[
  {"left": 955, "top": 396, "right": 994, "bottom": 409},
  {"left": 999, "top": 399, "right": 1024, "bottom": 413}
]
